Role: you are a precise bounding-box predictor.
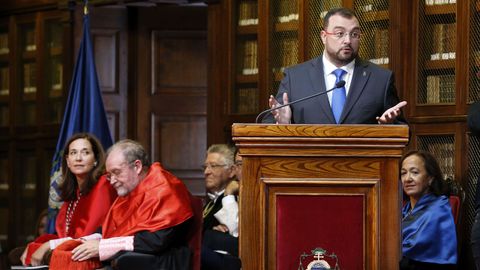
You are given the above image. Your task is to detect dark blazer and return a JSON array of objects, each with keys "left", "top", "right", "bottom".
[
  {"left": 468, "top": 101, "right": 480, "bottom": 210},
  {"left": 264, "top": 56, "right": 405, "bottom": 124},
  {"left": 468, "top": 100, "right": 480, "bottom": 136},
  {"left": 202, "top": 194, "right": 225, "bottom": 232}
]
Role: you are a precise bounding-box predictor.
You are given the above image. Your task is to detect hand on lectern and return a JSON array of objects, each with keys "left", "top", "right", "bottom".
[
  {"left": 268, "top": 93, "right": 292, "bottom": 124},
  {"left": 376, "top": 101, "right": 407, "bottom": 124}
]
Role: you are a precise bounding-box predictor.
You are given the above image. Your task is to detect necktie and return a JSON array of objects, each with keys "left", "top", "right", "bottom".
[
  {"left": 203, "top": 199, "right": 215, "bottom": 218},
  {"left": 331, "top": 69, "right": 346, "bottom": 124}
]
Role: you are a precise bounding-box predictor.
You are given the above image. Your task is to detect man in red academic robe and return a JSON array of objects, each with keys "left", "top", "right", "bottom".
[{"left": 49, "top": 139, "right": 193, "bottom": 270}]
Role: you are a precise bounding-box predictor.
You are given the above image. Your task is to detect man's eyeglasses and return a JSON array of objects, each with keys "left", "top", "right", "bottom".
[
  {"left": 106, "top": 162, "right": 133, "bottom": 182},
  {"left": 201, "top": 163, "right": 228, "bottom": 170},
  {"left": 324, "top": 30, "right": 361, "bottom": 40}
]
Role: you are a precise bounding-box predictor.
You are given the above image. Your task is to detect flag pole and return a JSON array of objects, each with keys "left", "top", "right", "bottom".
[{"left": 84, "top": 0, "right": 88, "bottom": 15}]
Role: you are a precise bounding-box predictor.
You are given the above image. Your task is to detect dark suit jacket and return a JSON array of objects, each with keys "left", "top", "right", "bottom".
[
  {"left": 468, "top": 100, "right": 480, "bottom": 136},
  {"left": 264, "top": 56, "right": 405, "bottom": 124},
  {"left": 202, "top": 194, "right": 225, "bottom": 232},
  {"left": 468, "top": 101, "right": 480, "bottom": 210}
]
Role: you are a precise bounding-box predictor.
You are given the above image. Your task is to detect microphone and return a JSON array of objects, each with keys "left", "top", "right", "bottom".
[{"left": 255, "top": 80, "right": 346, "bottom": 123}]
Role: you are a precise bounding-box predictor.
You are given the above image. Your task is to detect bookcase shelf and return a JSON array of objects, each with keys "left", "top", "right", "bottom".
[
  {"left": 359, "top": 10, "right": 389, "bottom": 23},
  {"left": 274, "top": 21, "right": 299, "bottom": 32},
  {"left": 236, "top": 74, "right": 258, "bottom": 83},
  {"left": 49, "top": 46, "right": 63, "bottom": 56},
  {"left": 425, "top": 4, "right": 457, "bottom": 15},
  {"left": 425, "top": 3, "right": 456, "bottom": 15},
  {"left": 425, "top": 59, "right": 455, "bottom": 70},
  {"left": 21, "top": 51, "right": 36, "bottom": 60},
  {"left": 0, "top": 9, "right": 71, "bottom": 251},
  {"left": 237, "top": 24, "right": 258, "bottom": 35}
]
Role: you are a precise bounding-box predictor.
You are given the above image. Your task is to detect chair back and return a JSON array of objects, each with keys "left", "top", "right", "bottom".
[
  {"left": 449, "top": 195, "right": 461, "bottom": 225},
  {"left": 187, "top": 195, "right": 203, "bottom": 270}
]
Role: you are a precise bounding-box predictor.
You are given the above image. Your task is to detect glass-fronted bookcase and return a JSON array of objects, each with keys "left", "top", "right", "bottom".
[
  {"left": 0, "top": 9, "right": 71, "bottom": 251},
  {"left": 224, "top": 0, "right": 395, "bottom": 126}
]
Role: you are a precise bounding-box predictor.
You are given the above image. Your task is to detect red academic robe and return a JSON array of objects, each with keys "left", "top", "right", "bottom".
[
  {"left": 48, "top": 162, "right": 194, "bottom": 270},
  {"left": 25, "top": 175, "right": 116, "bottom": 265},
  {"left": 102, "top": 162, "right": 193, "bottom": 238}
]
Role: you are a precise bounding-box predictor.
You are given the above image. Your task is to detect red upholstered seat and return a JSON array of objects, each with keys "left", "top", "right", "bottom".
[
  {"left": 187, "top": 195, "right": 203, "bottom": 270},
  {"left": 276, "top": 195, "right": 364, "bottom": 270},
  {"left": 448, "top": 195, "right": 460, "bottom": 225}
]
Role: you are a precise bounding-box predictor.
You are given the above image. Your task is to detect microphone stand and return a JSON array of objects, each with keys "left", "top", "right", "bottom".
[{"left": 255, "top": 80, "right": 346, "bottom": 123}]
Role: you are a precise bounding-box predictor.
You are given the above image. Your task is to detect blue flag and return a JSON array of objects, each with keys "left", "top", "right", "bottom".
[{"left": 47, "top": 11, "right": 113, "bottom": 234}]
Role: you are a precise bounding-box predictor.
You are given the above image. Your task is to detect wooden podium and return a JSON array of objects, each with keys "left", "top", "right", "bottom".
[{"left": 232, "top": 124, "right": 409, "bottom": 270}]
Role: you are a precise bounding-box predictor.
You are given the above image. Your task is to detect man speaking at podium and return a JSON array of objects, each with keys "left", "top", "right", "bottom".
[{"left": 264, "top": 7, "right": 406, "bottom": 125}]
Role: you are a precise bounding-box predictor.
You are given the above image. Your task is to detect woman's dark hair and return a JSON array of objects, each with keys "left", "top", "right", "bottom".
[
  {"left": 400, "top": 150, "right": 448, "bottom": 196},
  {"left": 59, "top": 133, "right": 105, "bottom": 201}
]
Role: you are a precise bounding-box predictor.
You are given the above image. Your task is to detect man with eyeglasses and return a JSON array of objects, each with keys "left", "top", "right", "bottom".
[
  {"left": 201, "top": 144, "right": 241, "bottom": 270},
  {"left": 265, "top": 7, "right": 407, "bottom": 125},
  {"left": 50, "top": 139, "right": 194, "bottom": 270}
]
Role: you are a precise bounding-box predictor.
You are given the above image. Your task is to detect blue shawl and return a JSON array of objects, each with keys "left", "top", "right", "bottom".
[{"left": 402, "top": 193, "right": 457, "bottom": 264}]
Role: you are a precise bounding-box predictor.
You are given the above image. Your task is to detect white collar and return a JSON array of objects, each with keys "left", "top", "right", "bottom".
[
  {"left": 322, "top": 54, "right": 356, "bottom": 76},
  {"left": 207, "top": 189, "right": 225, "bottom": 202}
]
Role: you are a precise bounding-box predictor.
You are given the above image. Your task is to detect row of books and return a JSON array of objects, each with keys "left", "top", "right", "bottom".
[
  {"left": 241, "top": 40, "right": 258, "bottom": 75},
  {"left": 276, "top": 0, "right": 298, "bottom": 23},
  {"left": 274, "top": 37, "right": 298, "bottom": 72},
  {"left": 50, "top": 60, "right": 63, "bottom": 91},
  {"left": 356, "top": 0, "right": 389, "bottom": 12},
  {"left": 374, "top": 29, "right": 389, "bottom": 59},
  {"left": 425, "top": 0, "right": 456, "bottom": 5},
  {"left": 359, "top": 28, "right": 389, "bottom": 61},
  {"left": 430, "top": 23, "right": 456, "bottom": 61},
  {"left": 0, "top": 33, "right": 8, "bottom": 55},
  {"left": 24, "top": 28, "right": 36, "bottom": 52},
  {"left": 236, "top": 87, "right": 258, "bottom": 114},
  {"left": 23, "top": 63, "right": 36, "bottom": 94},
  {"left": 238, "top": 1, "right": 258, "bottom": 26},
  {"left": 369, "top": 57, "right": 389, "bottom": 65},
  {"left": 425, "top": 74, "right": 455, "bottom": 103},
  {"left": 0, "top": 67, "right": 8, "bottom": 95}
]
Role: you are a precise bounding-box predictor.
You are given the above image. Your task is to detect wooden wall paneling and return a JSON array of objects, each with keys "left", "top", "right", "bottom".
[
  {"left": 136, "top": 6, "right": 208, "bottom": 195},
  {"left": 78, "top": 6, "right": 129, "bottom": 142},
  {"left": 206, "top": 1, "right": 228, "bottom": 145},
  {"left": 151, "top": 114, "right": 207, "bottom": 195}
]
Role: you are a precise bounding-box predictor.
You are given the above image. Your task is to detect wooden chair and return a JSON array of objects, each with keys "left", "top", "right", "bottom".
[{"left": 186, "top": 195, "right": 203, "bottom": 270}]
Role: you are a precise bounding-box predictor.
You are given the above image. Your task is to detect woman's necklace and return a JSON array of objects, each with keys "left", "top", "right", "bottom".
[{"left": 65, "top": 192, "right": 82, "bottom": 236}]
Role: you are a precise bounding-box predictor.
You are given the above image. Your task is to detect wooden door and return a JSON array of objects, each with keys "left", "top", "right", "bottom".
[{"left": 135, "top": 6, "right": 208, "bottom": 195}]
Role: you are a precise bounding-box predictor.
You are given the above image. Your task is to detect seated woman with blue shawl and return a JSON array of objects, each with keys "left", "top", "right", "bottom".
[{"left": 400, "top": 150, "right": 457, "bottom": 270}]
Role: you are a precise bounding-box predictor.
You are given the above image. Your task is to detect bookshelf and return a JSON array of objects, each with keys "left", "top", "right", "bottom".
[
  {"left": 355, "top": 0, "right": 390, "bottom": 68},
  {"left": 232, "top": 0, "right": 259, "bottom": 115},
  {"left": 0, "top": 9, "right": 71, "bottom": 250},
  {"left": 414, "top": 1, "right": 457, "bottom": 108},
  {"left": 0, "top": 25, "right": 8, "bottom": 129}
]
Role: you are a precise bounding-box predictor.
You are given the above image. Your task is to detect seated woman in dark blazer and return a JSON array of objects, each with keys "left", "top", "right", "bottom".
[{"left": 400, "top": 150, "right": 457, "bottom": 270}]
